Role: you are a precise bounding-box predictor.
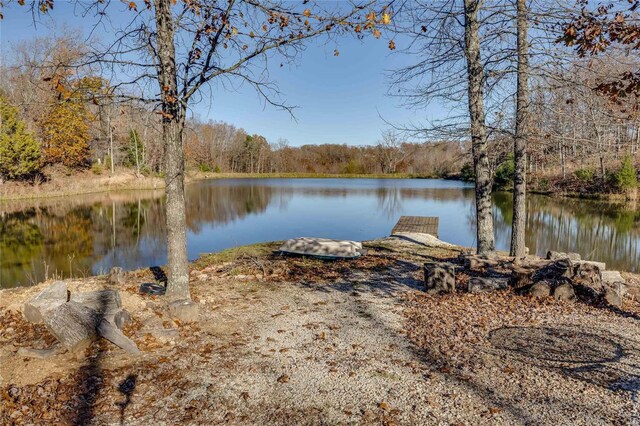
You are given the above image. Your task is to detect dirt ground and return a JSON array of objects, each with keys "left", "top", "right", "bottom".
[{"left": 1, "top": 237, "right": 639, "bottom": 425}]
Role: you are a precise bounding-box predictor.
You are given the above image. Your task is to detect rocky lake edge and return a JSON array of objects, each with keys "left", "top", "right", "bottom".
[{"left": 1, "top": 234, "right": 640, "bottom": 425}]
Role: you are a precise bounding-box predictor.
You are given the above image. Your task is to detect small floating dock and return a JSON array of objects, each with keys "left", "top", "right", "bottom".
[{"left": 391, "top": 216, "right": 439, "bottom": 237}]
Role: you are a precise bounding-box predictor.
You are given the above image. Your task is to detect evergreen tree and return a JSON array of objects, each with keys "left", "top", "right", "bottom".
[
  {"left": 614, "top": 156, "right": 637, "bottom": 192},
  {"left": 0, "top": 96, "right": 42, "bottom": 180}
]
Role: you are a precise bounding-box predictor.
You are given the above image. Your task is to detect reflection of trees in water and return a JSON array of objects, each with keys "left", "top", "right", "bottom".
[
  {"left": 16, "top": 181, "right": 640, "bottom": 286},
  {"left": 376, "top": 187, "right": 404, "bottom": 219},
  {"left": 372, "top": 187, "right": 472, "bottom": 219},
  {"left": 185, "top": 183, "right": 289, "bottom": 232},
  {"left": 0, "top": 206, "right": 95, "bottom": 287},
  {"left": 494, "top": 192, "right": 640, "bottom": 271},
  {"left": 0, "top": 185, "right": 288, "bottom": 286},
  {"left": 0, "top": 210, "right": 45, "bottom": 287},
  {"left": 0, "top": 193, "right": 167, "bottom": 287}
]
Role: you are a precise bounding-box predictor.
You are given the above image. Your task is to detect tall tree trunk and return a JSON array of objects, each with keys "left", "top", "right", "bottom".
[
  {"left": 464, "top": 0, "right": 495, "bottom": 255},
  {"left": 108, "top": 112, "right": 115, "bottom": 175},
  {"left": 510, "top": 0, "right": 529, "bottom": 258},
  {"left": 155, "top": 0, "right": 190, "bottom": 301}
]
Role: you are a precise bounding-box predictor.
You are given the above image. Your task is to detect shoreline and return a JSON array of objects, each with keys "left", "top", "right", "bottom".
[
  {"left": 0, "top": 171, "right": 441, "bottom": 202},
  {"left": 1, "top": 170, "right": 636, "bottom": 204}
]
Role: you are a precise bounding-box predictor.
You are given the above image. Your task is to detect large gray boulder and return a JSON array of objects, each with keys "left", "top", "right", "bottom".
[
  {"left": 572, "top": 262, "right": 604, "bottom": 297},
  {"left": 424, "top": 261, "right": 456, "bottom": 294},
  {"left": 553, "top": 283, "right": 576, "bottom": 302},
  {"left": 529, "top": 282, "right": 551, "bottom": 298},
  {"left": 467, "top": 277, "right": 508, "bottom": 293},
  {"left": 601, "top": 271, "right": 625, "bottom": 287},
  {"left": 546, "top": 251, "right": 581, "bottom": 261},
  {"left": 23, "top": 281, "right": 68, "bottom": 324},
  {"left": 605, "top": 288, "right": 623, "bottom": 308}
]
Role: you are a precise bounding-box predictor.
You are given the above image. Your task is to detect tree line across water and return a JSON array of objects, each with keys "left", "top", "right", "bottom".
[{"left": 1, "top": 16, "right": 640, "bottom": 186}]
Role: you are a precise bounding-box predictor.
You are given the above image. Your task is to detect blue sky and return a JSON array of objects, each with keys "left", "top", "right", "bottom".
[{"left": 0, "top": 3, "right": 446, "bottom": 147}]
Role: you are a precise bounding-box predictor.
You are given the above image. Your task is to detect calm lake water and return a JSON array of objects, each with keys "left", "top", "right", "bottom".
[{"left": 2, "top": 178, "right": 640, "bottom": 288}]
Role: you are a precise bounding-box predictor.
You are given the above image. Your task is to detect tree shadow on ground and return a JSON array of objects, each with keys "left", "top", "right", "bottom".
[
  {"left": 295, "top": 256, "right": 423, "bottom": 297},
  {"left": 117, "top": 374, "right": 138, "bottom": 426},
  {"left": 69, "top": 291, "right": 138, "bottom": 425},
  {"left": 296, "top": 276, "right": 541, "bottom": 423},
  {"left": 605, "top": 304, "right": 640, "bottom": 321},
  {"left": 289, "top": 253, "right": 640, "bottom": 423},
  {"left": 487, "top": 326, "right": 640, "bottom": 393}
]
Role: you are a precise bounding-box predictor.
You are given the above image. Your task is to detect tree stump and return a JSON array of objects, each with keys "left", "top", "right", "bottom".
[
  {"left": 423, "top": 261, "right": 456, "bottom": 294},
  {"left": 70, "top": 289, "right": 122, "bottom": 314},
  {"left": 23, "top": 281, "right": 68, "bottom": 324},
  {"left": 168, "top": 299, "right": 200, "bottom": 323},
  {"left": 42, "top": 301, "right": 100, "bottom": 350}
]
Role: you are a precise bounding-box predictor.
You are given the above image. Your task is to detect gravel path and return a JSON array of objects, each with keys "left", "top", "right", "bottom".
[{"left": 1, "top": 237, "right": 639, "bottom": 425}]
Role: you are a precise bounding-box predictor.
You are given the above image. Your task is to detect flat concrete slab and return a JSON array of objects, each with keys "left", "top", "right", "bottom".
[{"left": 391, "top": 216, "right": 439, "bottom": 237}]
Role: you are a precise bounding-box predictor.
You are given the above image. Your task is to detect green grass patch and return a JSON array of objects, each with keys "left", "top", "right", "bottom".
[{"left": 193, "top": 241, "right": 283, "bottom": 269}]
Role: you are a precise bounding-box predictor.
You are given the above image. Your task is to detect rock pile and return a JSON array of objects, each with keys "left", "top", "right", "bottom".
[
  {"left": 22, "top": 280, "right": 139, "bottom": 355},
  {"left": 424, "top": 250, "right": 633, "bottom": 309},
  {"left": 512, "top": 251, "right": 627, "bottom": 308}
]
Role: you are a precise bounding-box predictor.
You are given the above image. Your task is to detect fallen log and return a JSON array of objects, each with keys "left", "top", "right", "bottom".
[
  {"left": 553, "top": 282, "right": 576, "bottom": 302},
  {"left": 532, "top": 258, "right": 574, "bottom": 282},
  {"left": 460, "top": 254, "right": 512, "bottom": 273},
  {"left": 510, "top": 267, "right": 534, "bottom": 290},
  {"left": 529, "top": 282, "right": 551, "bottom": 298},
  {"left": 576, "top": 260, "right": 606, "bottom": 272}
]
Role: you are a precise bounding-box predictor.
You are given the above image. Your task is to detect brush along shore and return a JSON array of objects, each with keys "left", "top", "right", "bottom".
[{"left": 1, "top": 237, "right": 639, "bottom": 425}]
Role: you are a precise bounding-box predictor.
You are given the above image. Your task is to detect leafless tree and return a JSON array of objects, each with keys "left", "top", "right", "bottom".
[
  {"left": 5, "top": 0, "right": 389, "bottom": 302},
  {"left": 510, "top": 0, "right": 529, "bottom": 258}
]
